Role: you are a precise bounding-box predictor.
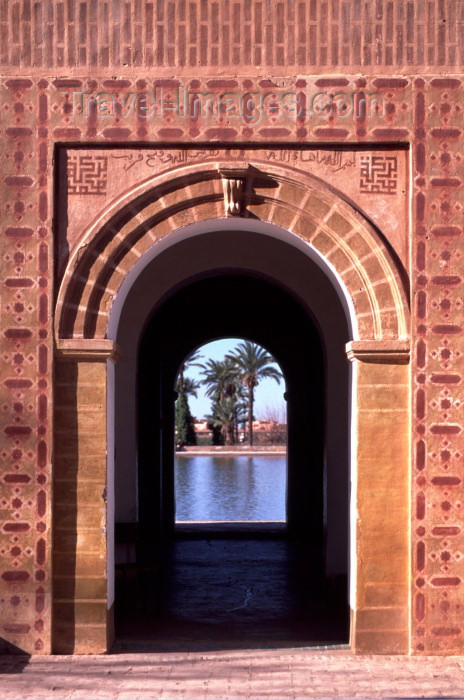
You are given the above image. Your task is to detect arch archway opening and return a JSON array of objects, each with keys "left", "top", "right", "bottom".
[
  {"left": 137, "top": 274, "right": 326, "bottom": 543},
  {"left": 173, "top": 337, "right": 288, "bottom": 528},
  {"left": 53, "top": 167, "right": 411, "bottom": 655},
  {"left": 114, "top": 268, "right": 350, "bottom": 649}
]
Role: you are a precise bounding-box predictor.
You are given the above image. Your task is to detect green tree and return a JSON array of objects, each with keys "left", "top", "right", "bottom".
[
  {"left": 227, "top": 341, "right": 282, "bottom": 446},
  {"left": 177, "top": 375, "right": 200, "bottom": 399},
  {"left": 208, "top": 416, "right": 224, "bottom": 446},
  {"left": 200, "top": 357, "right": 239, "bottom": 401},
  {"left": 175, "top": 351, "right": 201, "bottom": 447},
  {"left": 175, "top": 392, "right": 197, "bottom": 446},
  {"left": 177, "top": 350, "right": 203, "bottom": 394},
  {"left": 207, "top": 397, "right": 246, "bottom": 446},
  {"left": 201, "top": 358, "right": 244, "bottom": 444}
]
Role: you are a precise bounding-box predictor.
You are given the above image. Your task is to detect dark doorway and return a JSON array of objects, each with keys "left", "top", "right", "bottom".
[
  {"left": 114, "top": 273, "right": 349, "bottom": 649},
  {"left": 138, "top": 274, "right": 324, "bottom": 544}
]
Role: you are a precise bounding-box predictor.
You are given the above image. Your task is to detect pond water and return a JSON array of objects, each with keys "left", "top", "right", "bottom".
[{"left": 175, "top": 454, "right": 287, "bottom": 522}]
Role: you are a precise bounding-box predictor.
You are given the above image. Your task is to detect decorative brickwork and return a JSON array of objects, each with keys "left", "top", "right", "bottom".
[
  {"left": 411, "top": 76, "right": 464, "bottom": 655},
  {"left": 0, "top": 0, "right": 463, "bottom": 656},
  {"left": 0, "top": 76, "right": 51, "bottom": 655},
  {"left": 0, "top": 1, "right": 463, "bottom": 74}
]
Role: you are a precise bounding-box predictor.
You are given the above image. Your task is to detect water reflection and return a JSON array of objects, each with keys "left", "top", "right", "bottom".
[{"left": 175, "top": 455, "right": 287, "bottom": 521}]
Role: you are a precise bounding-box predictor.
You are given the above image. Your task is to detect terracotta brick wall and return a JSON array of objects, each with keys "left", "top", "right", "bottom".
[
  {"left": 0, "top": 0, "right": 463, "bottom": 73},
  {"left": 411, "top": 76, "right": 464, "bottom": 654},
  {"left": 0, "top": 0, "right": 463, "bottom": 654}
]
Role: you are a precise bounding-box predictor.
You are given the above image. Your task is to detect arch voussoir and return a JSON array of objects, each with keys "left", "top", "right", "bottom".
[{"left": 56, "top": 163, "right": 409, "bottom": 343}]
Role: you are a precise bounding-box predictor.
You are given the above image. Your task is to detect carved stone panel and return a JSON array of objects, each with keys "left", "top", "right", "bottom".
[{"left": 57, "top": 146, "right": 408, "bottom": 283}]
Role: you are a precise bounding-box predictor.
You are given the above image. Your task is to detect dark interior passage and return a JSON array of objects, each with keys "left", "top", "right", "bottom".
[
  {"left": 114, "top": 536, "right": 349, "bottom": 652},
  {"left": 137, "top": 274, "right": 326, "bottom": 546},
  {"left": 114, "top": 271, "right": 349, "bottom": 647}
]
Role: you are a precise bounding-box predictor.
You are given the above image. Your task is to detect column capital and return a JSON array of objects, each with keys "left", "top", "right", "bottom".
[
  {"left": 346, "top": 340, "right": 410, "bottom": 364},
  {"left": 55, "top": 338, "right": 121, "bottom": 362}
]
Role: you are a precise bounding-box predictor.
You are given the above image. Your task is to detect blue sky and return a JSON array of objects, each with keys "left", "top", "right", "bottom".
[{"left": 183, "top": 338, "right": 287, "bottom": 422}]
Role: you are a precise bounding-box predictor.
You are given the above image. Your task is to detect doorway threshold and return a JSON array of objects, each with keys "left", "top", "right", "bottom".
[{"left": 175, "top": 520, "right": 287, "bottom": 538}]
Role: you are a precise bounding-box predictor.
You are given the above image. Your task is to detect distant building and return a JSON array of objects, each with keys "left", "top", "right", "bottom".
[{"left": 192, "top": 420, "right": 287, "bottom": 445}]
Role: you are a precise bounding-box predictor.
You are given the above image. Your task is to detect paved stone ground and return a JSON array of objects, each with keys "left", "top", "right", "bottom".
[{"left": 0, "top": 649, "right": 463, "bottom": 699}]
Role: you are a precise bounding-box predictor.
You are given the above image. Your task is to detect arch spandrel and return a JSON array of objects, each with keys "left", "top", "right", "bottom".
[{"left": 56, "top": 162, "right": 410, "bottom": 343}]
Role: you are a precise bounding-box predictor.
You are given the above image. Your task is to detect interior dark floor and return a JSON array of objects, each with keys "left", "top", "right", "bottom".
[{"left": 113, "top": 536, "right": 349, "bottom": 652}]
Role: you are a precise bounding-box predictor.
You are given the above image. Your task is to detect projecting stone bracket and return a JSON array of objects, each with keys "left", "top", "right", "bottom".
[
  {"left": 219, "top": 166, "right": 249, "bottom": 217},
  {"left": 55, "top": 338, "right": 121, "bottom": 362},
  {"left": 345, "top": 340, "right": 410, "bottom": 364}
]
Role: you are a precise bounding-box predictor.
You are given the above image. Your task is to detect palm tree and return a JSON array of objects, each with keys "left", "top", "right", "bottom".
[
  {"left": 177, "top": 375, "right": 200, "bottom": 398},
  {"left": 227, "top": 341, "right": 282, "bottom": 446},
  {"left": 200, "top": 357, "right": 239, "bottom": 402},
  {"left": 201, "top": 358, "right": 246, "bottom": 444},
  {"left": 207, "top": 397, "right": 247, "bottom": 446},
  {"left": 177, "top": 350, "right": 203, "bottom": 394}
]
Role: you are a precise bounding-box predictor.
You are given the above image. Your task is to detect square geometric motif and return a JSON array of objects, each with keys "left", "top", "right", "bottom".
[
  {"left": 359, "top": 155, "right": 398, "bottom": 195},
  {"left": 67, "top": 155, "right": 108, "bottom": 195}
]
